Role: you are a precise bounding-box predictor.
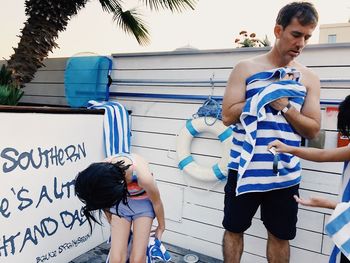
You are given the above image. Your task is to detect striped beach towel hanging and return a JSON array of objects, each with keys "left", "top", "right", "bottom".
[{"left": 88, "top": 100, "right": 131, "bottom": 156}]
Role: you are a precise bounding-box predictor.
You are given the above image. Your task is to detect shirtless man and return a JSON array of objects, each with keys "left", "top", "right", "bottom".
[{"left": 222, "top": 2, "right": 320, "bottom": 263}]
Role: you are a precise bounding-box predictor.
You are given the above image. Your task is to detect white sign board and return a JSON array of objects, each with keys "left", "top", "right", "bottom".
[{"left": 0, "top": 112, "right": 109, "bottom": 263}]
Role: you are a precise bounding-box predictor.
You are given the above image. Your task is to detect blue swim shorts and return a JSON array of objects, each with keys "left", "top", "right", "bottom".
[{"left": 109, "top": 198, "right": 155, "bottom": 222}]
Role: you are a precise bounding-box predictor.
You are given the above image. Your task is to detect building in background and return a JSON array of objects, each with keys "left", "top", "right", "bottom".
[{"left": 319, "top": 22, "right": 350, "bottom": 44}]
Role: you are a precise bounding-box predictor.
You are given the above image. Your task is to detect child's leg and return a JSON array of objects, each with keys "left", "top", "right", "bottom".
[
  {"left": 109, "top": 215, "right": 132, "bottom": 263},
  {"left": 129, "top": 216, "right": 153, "bottom": 263}
]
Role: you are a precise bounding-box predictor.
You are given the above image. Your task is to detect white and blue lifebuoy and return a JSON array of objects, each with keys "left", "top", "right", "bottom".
[{"left": 176, "top": 117, "right": 233, "bottom": 182}]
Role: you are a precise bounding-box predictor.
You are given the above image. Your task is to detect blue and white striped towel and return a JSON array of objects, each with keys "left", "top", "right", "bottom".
[
  {"left": 147, "top": 237, "right": 171, "bottom": 263},
  {"left": 105, "top": 233, "right": 171, "bottom": 263},
  {"left": 236, "top": 67, "right": 306, "bottom": 194},
  {"left": 327, "top": 161, "right": 350, "bottom": 263},
  {"left": 88, "top": 100, "right": 131, "bottom": 156}
]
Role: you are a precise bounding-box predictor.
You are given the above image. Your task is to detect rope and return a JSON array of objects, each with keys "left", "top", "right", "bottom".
[
  {"left": 192, "top": 97, "right": 222, "bottom": 126},
  {"left": 192, "top": 73, "right": 222, "bottom": 126}
]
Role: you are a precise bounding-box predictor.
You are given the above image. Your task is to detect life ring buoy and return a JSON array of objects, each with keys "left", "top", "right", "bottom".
[{"left": 176, "top": 117, "right": 233, "bottom": 182}]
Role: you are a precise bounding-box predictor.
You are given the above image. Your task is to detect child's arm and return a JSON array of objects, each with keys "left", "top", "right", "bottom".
[
  {"left": 294, "top": 195, "right": 337, "bottom": 209},
  {"left": 135, "top": 155, "right": 166, "bottom": 240},
  {"left": 268, "top": 139, "right": 350, "bottom": 162}
]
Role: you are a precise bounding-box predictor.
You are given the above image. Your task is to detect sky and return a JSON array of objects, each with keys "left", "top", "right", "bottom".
[{"left": 1, "top": 0, "right": 350, "bottom": 59}]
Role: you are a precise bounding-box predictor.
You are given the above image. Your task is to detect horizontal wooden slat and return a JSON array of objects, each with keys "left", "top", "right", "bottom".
[
  {"left": 20, "top": 95, "right": 68, "bottom": 106},
  {"left": 113, "top": 49, "right": 263, "bottom": 70},
  {"left": 290, "top": 246, "right": 328, "bottom": 263},
  {"left": 24, "top": 83, "right": 66, "bottom": 96},
  {"left": 300, "top": 169, "right": 341, "bottom": 194},
  {"left": 112, "top": 68, "right": 231, "bottom": 82},
  {"left": 41, "top": 57, "right": 68, "bottom": 71},
  {"left": 112, "top": 66, "right": 350, "bottom": 83},
  {"left": 321, "top": 88, "right": 350, "bottom": 100},
  {"left": 162, "top": 230, "right": 224, "bottom": 260},
  {"left": 31, "top": 70, "right": 65, "bottom": 83},
  {"left": 132, "top": 115, "right": 186, "bottom": 134},
  {"left": 119, "top": 99, "right": 202, "bottom": 119},
  {"left": 110, "top": 84, "right": 225, "bottom": 96},
  {"left": 131, "top": 131, "right": 223, "bottom": 157},
  {"left": 152, "top": 163, "right": 226, "bottom": 192}
]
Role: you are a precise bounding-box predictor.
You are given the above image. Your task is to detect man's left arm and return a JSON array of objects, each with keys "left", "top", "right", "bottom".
[{"left": 270, "top": 70, "right": 321, "bottom": 139}]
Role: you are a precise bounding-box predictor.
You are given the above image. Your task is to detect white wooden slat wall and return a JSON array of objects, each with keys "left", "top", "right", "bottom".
[
  {"left": 8, "top": 43, "right": 350, "bottom": 262},
  {"left": 107, "top": 44, "right": 350, "bottom": 263}
]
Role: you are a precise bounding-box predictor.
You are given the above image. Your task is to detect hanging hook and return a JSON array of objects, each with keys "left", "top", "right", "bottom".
[{"left": 209, "top": 73, "right": 215, "bottom": 98}]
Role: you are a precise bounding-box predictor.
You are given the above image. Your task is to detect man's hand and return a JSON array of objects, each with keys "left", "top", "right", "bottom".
[
  {"left": 269, "top": 97, "right": 289, "bottom": 111},
  {"left": 269, "top": 73, "right": 296, "bottom": 111}
]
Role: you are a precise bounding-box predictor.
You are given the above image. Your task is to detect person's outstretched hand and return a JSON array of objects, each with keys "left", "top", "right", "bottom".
[
  {"left": 267, "top": 139, "right": 291, "bottom": 154},
  {"left": 293, "top": 195, "right": 337, "bottom": 209}
]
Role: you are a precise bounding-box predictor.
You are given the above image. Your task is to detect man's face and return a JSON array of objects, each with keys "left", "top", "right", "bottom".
[{"left": 275, "top": 17, "right": 316, "bottom": 61}]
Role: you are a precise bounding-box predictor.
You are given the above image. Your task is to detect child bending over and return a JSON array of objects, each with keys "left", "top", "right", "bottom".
[{"left": 75, "top": 153, "right": 165, "bottom": 263}]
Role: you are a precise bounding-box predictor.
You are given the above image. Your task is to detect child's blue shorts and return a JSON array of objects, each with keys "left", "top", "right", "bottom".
[{"left": 110, "top": 198, "right": 155, "bottom": 222}]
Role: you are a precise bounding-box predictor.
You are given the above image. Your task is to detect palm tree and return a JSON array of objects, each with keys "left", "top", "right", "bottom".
[{"left": 7, "top": 0, "right": 196, "bottom": 87}]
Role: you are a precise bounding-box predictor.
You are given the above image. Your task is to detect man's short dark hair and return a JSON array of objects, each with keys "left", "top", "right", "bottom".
[{"left": 276, "top": 2, "right": 318, "bottom": 29}]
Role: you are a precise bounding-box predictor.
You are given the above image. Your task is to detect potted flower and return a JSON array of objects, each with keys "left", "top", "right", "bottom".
[{"left": 234, "top": 30, "right": 271, "bottom": 48}]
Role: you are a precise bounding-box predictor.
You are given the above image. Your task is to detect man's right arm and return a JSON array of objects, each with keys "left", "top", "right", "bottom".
[{"left": 222, "top": 62, "right": 247, "bottom": 126}]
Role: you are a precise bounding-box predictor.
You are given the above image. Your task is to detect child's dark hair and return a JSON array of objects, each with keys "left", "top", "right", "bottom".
[
  {"left": 338, "top": 95, "right": 350, "bottom": 139},
  {"left": 276, "top": 2, "right": 318, "bottom": 29},
  {"left": 74, "top": 160, "right": 131, "bottom": 232}
]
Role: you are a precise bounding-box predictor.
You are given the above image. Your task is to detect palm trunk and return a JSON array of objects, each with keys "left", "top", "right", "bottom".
[{"left": 7, "top": 0, "right": 87, "bottom": 86}]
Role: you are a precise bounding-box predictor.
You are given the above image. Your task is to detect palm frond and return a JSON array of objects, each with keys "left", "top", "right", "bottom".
[
  {"left": 98, "top": 0, "right": 150, "bottom": 45},
  {"left": 140, "top": 0, "right": 196, "bottom": 12},
  {"left": 98, "top": 0, "right": 121, "bottom": 13},
  {"left": 113, "top": 7, "right": 150, "bottom": 45}
]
